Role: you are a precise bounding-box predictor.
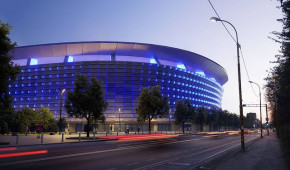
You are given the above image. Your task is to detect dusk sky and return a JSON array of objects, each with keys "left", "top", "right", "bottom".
[{"left": 0, "top": 0, "right": 282, "bottom": 122}]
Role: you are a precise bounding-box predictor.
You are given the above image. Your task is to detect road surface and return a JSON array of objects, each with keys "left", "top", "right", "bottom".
[{"left": 0, "top": 133, "right": 259, "bottom": 170}]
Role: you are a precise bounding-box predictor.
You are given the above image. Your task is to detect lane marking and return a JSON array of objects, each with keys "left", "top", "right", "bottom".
[
  {"left": 183, "top": 136, "right": 259, "bottom": 168},
  {"left": 169, "top": 162, "right": 190, "bottom": 166},
  {"left": 127, "top": 162, "right": 139, "bottom": 166},
  {"left": 134, "top": 136, "right": 258, "bottom": 170},
  {"left": 0, "top": 135, "right": 258, "bottom": 167}
]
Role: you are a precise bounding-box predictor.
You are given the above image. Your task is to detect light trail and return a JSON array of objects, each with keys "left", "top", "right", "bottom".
[
  {"left": 0, "top": 147, "right": 17, "bottom": 152},
  {"left": 0, "top": 150, "right": 48, "bottom": 159}
]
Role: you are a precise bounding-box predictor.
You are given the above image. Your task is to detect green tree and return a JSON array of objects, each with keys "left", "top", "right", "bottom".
[
  {"left": 57, "top": 118, "right": 68, "bottom": 132},
  {"left": 65, "top": 75, "right": 107, "bottom": 137},
  {"left": 49, "top": 120, "right": 58, "bottom": 133},
  {"left": 135, "top": 85, "right": 169, "bottom": 133},
  {"left": 210, "top": 109, "right": 219, "bottom": 131},
  {"left": 11, "top": 108, "right": 40, "bottom": 132},
  {"left": 223, "top": 110, "right": 231, "bottom": 131},
  {"left": 174, "top": 99, "right": 193, "bottom": 134},
  {"left": 265, "top": 1, "right": 290, "bottom": 158},
  {"left": 39, "top": 107, "right": 54, "bottom": 132},
  {"left": 0, "top": 20, "right": 20, "bottom": 129},
  {"left": 0, "top": 122, "right": 8, "bottom": 135},
  {"left": 195, "top": 107, "right": 207, "bottom": 131},
  {"left": 206, "top": 111, "right": 213, "bottom": 131}
]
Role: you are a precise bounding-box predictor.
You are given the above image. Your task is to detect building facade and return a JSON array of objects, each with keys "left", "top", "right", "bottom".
[{"left": 9, "top": 42, "right": 228, "bottom": 132}]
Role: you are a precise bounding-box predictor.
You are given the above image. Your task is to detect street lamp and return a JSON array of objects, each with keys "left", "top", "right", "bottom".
[
  {"left": 59, "top": 89, "right": 66, "bottom": 134},
  {"left": 210, "top": 17, "right": 245, "bottom": 151},
  {"left": 118, "top": 108, "right": 121, "bottom": 132},
  {"left": 169, "top": 109, "right": 171, "bottom": 131},
  {"left": 249, "top": 81, "right": 263, "bottom": 138}
]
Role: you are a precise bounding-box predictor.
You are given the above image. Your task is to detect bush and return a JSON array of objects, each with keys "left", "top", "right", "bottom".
[{"left": 0, "top": 122, "right": 9, "bottom": 135}]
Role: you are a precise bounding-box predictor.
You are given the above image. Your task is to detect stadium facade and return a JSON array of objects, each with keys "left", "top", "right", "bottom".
[{"left": 9, "top": 42, "right": 228, "bottom": 132}]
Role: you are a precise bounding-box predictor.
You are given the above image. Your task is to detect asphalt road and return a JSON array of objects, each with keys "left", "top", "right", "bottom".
[{"left": 0, "top": 133, "right": 259, "bottom": 170}]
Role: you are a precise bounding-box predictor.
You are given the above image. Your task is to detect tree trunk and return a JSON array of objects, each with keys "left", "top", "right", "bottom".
[
  {"left": 148, "top": 118, "right": 151, "bottom": 134},
  {"left": 87, "top": 118, "right": 90, "bottom": 137},
  {"left": 182, "top": 122, "right": 185, "bottom": 134}
]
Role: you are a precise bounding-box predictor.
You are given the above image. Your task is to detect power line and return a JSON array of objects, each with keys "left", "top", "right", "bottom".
[
  {"left": 207, "top": 0, "right": 236, "bottom": 43},
  {"left": 207, "top": 0, "right": 258, "bottom": 97},
  {"left": 240, "top": 48, "right": 259, "bottom": 97}
]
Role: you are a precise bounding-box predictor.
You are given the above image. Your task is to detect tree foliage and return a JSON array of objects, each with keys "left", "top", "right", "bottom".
[
  {"left": 174, "top": 99, "right": 194, "bottom": 133},
  {"left": 0, "top": 20, "right": 20, "bottom": 130},
  {"left": 39, "top": 107, "right": 54, "bottom": 131},
  {"left": 65, "top": 75, "right": 107, "bottom": 137},
  {"left": 195, "top": 107, "right": 208, "bottom": 131},
  {"left": 135, "top": 85, "right": 169, "bottom": 133},
  {"left": 10, "top": 107, "right": 56, "bottom": 133},
  {"left": 265, "top": 0, "right": 290, "bottom": 158},
  {"left": 57, "top": 118, "right": 68, "bottom": 132},
  {"left": 173, "top": 99, "right": 240, "bottom": 132}
]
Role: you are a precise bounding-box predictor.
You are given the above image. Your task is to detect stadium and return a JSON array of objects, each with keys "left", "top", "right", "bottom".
[{"left": 8, "top": 42, "right": 228, "bottom": 132}]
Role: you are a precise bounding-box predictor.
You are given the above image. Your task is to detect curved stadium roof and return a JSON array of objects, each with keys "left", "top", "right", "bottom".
[{"left": 9, "top": 41, "right": 228, "bottom": 85}]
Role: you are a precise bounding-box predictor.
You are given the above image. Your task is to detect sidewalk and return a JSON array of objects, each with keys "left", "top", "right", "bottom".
[
  {"left": 0, "top": 131, "right": 177, "bottom": 146},
  {"left": 214, "top": 131, "right": 289, "bottom": 170}
]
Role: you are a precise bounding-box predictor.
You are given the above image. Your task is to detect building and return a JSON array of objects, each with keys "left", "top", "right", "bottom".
[
  {"left": 9, "top": 42, "right": 228, "bottom": 132},
  {"left": 245, "top": 112, "right": 257, "bottom": 129}
]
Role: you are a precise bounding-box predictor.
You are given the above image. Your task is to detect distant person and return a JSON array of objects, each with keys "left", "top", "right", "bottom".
[
  {"left": 25, "top": 125, "right": 29, "bottom": 136},
  {"left": 126, "top": 127, "right": 129, "bottom": 134},
  {"left": 137, "top": 127, "right": 140, "bottom": 133}
]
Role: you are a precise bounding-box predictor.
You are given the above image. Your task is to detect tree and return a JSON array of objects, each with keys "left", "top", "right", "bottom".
[
  {"left": 174, "top": 99, "right": 193, "bottom": 134},
  {"left": 0, "top": 122, "right": 8, "bottom": 135},
  {"left": 195, "top": 107, "right": 207, "bottom": 131},
  {"left": 265, "top": 0, "right": 290, "bottom": 158},
  {"left": 65, "top": 75, "right": 107, "bottom": 137},
  {"left": 222, "top": 110, "right": 231, "bottom": 131},
  {"left": 210, "top": 109, "right": 219, "bottom": 131},
  {"left": 206, "top": 111, "right": 214, "bottom": 131},
  {"left": 57, "top": 118, "right": 68, "bottom": 132},
  {"left": 0, "top": 20, "right": 20, "bottom": 130},
  {"left": 135, "top": 85, "right": 169, "bottom": 133},
  {"left": 11, "top": 108, "right": 40, "bottom": 132},
  {"left": 39, "top": 107, "right": 54, "bottom": 132}
]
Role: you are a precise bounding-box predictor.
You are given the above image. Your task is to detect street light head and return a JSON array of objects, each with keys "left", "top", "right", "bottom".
[
  {"left": 61, "top": 89, "right": 66, "bottom": 94},
  {"left": 210, "top": 17, "right": 221, "bottom": 22},
  {"left": 249, "top": 81, "right": 253, "bottom": 83}
]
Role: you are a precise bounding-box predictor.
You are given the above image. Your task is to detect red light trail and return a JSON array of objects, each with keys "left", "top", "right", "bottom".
[{"left": 0, "top": 150, "right": 48, "bottom": 159}]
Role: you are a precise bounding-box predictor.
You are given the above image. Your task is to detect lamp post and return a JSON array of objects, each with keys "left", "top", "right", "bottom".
[
  {"left": 210, "top": 17, "right": 245, "bottom": 151},
  {"left": 118, "top": 108, "right": 121, "bottom": 132},
  {"left": 59, "top": 89, "right": 66, "bottom": 134},
  {"left": 169, "top": 109, "right": 171, "bottom": 131},
  {"left": 265, "top": 104, "right": 269, "bottom": 136},
  {"left": 249, "top": 81, "right": 263, "bottom": 138}
]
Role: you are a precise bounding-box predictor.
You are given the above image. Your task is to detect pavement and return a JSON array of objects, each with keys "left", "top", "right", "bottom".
[
  {"left": 214, "top": 131, "right": 289, "bottom": 170},
  {"left": 0, "top": 131, "right": 169, "bottom": 146}
]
